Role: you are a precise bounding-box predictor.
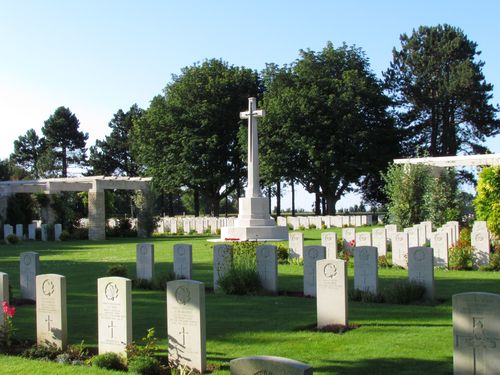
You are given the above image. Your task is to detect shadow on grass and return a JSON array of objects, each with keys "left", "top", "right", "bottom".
[{"left": 314, "top": 357, "right": 453, "bottom": 375}]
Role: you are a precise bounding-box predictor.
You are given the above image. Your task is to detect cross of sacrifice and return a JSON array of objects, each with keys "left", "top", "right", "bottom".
[
  {"left": 240, "top": 97, "right": 265, "bottom": 198},
  {"left": 45, "top": 315, "right": 53, "bottom": 331},
  {"left": 456, "top": 317, "right": 499, "bottom": 375}
]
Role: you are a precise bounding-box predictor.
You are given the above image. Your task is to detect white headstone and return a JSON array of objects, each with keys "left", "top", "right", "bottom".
[
  {"left": 404, "top": 227, "right": 419, "bottom": 247},
  {"left": 15, "top": 224, "right": 23, "bottom": 239},
  {"left": 321, "top": 232, "right": 337, "bottom": 259},
  {"left": 342, "top": 228, "right": 355, "bottom": 252},
  {"left": 355, "top": 231, "right": 372, "bottom": 247},
  {"left": 416, "top": 223, "right": 427, "bottom": 246},
  {"left": 471, "top": 229, "right": 490, "bottom": 268},
  {"left": 136, "top": 243, "right": 154, "bottom": 281},
  {"left": 36, "top": 274, "right": 67, "bottom": 349},
  {"left": 452, "top": 292, "right": 500, "bottom": 375},
  {"left": 97, "top": 276, "right": 132, "bottom": 356},
  {"left": 3, "top": 224, "right": 13, "bottom": 241},
  {"left": 195, "top": 219, "right": 204, "bottom": 234},
  {"left": 472, "top": 221, "right": 488, "bottom": 232},
  {"left": 174, "top": 244, "right": 193, "bottom": 280},
  {"left": 421, "top": 221, "right": 433, "bottom": 241},
  {"left": 392, "top": 232, "right": 409, "bottom": 268},
  {"left": 213, "top": 244, "right": 232, "bottom": 291},
  {"left": 408, "top": 247, "right": 434, "bottom": 301},
  {"left": 431, "top": 231, "right": 449, "bottom": 267},
  {"left": 20, "top": 251, "right": 40, "bottom": 300},
  {"left": 41, "top": 224, "right": 48, "bottom": 241},
  {"left": 230, "top": 356, "right": 313, "bottom": 375},
  {"left": 28, "top": 223, "right": 36, "bottom": 240},
  {"left": 354, "top": 246, "right": 378, "bottom": 294},
  {"left": 0, "top": 272, "right": 9, "bottom": 324},
  {"left": 303, "top": 246, "right": 326, "bottom": 297},
  {"left": 289, "top": 232, "right": 304, "bottom": 259},
  {"left": 54, "top": 224, "right": 62, "bottom": 241},
  {"left": 372, "top": 228, "right": 387, "bottom": 257},
  {"left": 385, "top": 224, "right": 397, "bottom": 242},
  {"left": 170, "top": 219, "right": 178, "bottom": 234},
  {"left": 256, "top": 245, "right": 278, "bottom": 293},
  {"left": 167, "top": 280, "right": 206, "bottom": 373},
  {"left": 317, "top": 259, "right": 348, "bottom": 327}
]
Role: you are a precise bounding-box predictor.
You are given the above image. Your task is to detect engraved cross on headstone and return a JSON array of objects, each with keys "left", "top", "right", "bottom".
[
  {"left": 457, "top": 317, "right": 499, "bottom": 375},
  {"left": 240, "top": 97, "right": 265, "bottom": 198},
  {"left": 108, "top": 321, "right": 116, "bottom": 339},
  {"left": 179, "top": 327, "right": 188, "bottom": 346},
  {"left": 45, "top": 315, "right": 53, "bottom": 331}
]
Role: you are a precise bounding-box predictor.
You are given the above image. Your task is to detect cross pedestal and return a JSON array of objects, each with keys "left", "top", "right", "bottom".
[{"left": 220, "top": 97, "right": 288, "bottom": 241}]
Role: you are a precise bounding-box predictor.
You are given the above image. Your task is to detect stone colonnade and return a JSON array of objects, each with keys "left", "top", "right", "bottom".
[{"left": 0, "top": 176, "right": 152, "bottom": 241}]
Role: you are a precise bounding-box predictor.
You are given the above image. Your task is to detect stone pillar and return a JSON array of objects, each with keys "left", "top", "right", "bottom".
[
  {"left": 41, "top": 195, "right": 57, "bottom": 225},
  {"left": 0, "top": 194, "right": 9, "bottom": 224},
  {"left": 88, "top": 188, "right": 106, "bottom": 241},
  {"left": 137, "top": 188, "right": 153, "bottom": 238}
]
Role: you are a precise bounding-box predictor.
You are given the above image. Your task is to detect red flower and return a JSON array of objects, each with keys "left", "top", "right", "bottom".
[
  {"left": 349, "top": 239, "right": 356, "bottom": 247},
  {"left": 2, "top": 301, "right": 15, "bottom": 318}
]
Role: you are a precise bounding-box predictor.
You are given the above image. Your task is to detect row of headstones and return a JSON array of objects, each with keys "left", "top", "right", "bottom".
[
  {"left": 1, "top": 266, "right": 314, "bottom": 374},
  {"left": 280, "top": 214, "right": 374, "bottom": 229},
  {"left": 152, "top": 216, "right": 236, "bottom": 235},
  {"left": 3, "top": 223, "right": 62, "bottom": 241},
  {"left": 5, "top": 252, "right": 499, "bottom": 374}
]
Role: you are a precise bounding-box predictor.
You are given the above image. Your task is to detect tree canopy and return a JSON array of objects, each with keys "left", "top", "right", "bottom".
[
  {"left": 385, "top": 24, "right": 500, "bottom": 156},
  {"left": 132, "top": 59, "right": 259, "bottom": 216},
  {"left": 41, "top": 106, "right": 88, "bottom": 177}
]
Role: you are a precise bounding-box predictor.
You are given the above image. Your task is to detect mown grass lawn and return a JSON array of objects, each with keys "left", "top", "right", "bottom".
[{"left": 0, "top": 227, "right": 499, "bottom": 374}]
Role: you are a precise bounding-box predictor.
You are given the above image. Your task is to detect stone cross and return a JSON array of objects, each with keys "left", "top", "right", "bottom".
[{"left": 240, "top": 97, "right": 265, "bottom": 198}]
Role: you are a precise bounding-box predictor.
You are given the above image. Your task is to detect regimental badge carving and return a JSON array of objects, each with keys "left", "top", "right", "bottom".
[
  {"left": 360, "top": 249, "right": 369, "bottom": 262},
  {"left": 175, "top": 286, "right": 191, "bottom": 305},
  {"left": 260, "top": 247, "right": 271, "bottom": 258},
  {"left": 414, "top": 249, "right": 426, "bottom": 262},
  {"left": 308, "top": 248, "right": 318, "bottom": 259},
  {"left": 475, "top": 234, "right": 484, "bottom": 242},
  {"left": 324, "top": 263, "right": 337, "bottom": 279},
  {"left": 23, "top": 255, "right": 32, "bottom": 266},
  {"left": 140, "top": 245, "right": 148, "bottom": 255},
  {"left": 42, "top": 279, "right": 55, "bottom": 296},
  {"left": 325, "top": 234, "right": 335, "bottom": 242},
  {"left": 178, "top": 247, "right": 186, "bottom": 256},
  {"left": 105, "top": 282, "right": 119, "bottom": 301}
]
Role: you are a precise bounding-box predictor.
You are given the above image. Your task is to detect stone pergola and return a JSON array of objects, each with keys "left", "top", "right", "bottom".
[
  {"left": 0, "top": 176, "right": 152, "bottom": 240},
  {"left": 393, "top": 154, "right": 500, "bottom": 167}
]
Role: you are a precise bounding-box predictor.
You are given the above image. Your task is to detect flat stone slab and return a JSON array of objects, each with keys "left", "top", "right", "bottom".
[{"left": 230, "top": 355, "right": 313, "bottom": 375}]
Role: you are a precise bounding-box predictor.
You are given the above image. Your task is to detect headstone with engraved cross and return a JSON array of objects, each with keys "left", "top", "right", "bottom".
[
  {"left": 97, "top": 276, "right": 132, "bottom": 356},
  {"left": 303, "top": 246, "right": 326, "bottom": 297},
  {"left": 289, "top": 232, "right": 304, "bottom": 259},
  {"left": 256, "top": 245, "right": 278, "bottom": 293},
  {"left": 20, "top": 251, "right": 40, "bottom": 301},
  {"left": 354, "top": 246, "right": 378, "bottom": 294},
  {"left": 167, "top": 279, "right": 206, "bottom": 374},
  {"left": 392, "top": 232, "right": 409, "bottom": 268},
  {"left": 471, "top": 229, "right": 490, "bottom": 269},
  {"left": 36, "top": 274, "right": 67, "bottom": 349},
  {"left": 213, "top": 244, "right": 232, "bottom": 292},
  {"left": 453, "top": 292, "right": 500, "bottom": 375},
  {"left": 408, "top": 247, "right": 434, "bottom": 301},
  {"left": 321, "top": 232, "right": 338, "bottom": 259},
  {"left": 136, "top": 243, "right": 154, "bottom": 281},
  {"left": 174, "top": 244, "right": 193, "bottom": 280}
]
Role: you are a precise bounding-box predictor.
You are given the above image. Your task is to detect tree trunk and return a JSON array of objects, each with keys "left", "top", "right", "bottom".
[
  {"left": 267, "top": 186, "right": 272, "bottom": 215},
  {"left": 167, "top": 192, "right": 174, "bottom": 217},
  {"left": 314, "top": 184, "right": 321, "bottom": 215},
  {"left": 62, "top": 147, "right": 67, "bottom": 177},
  {"left": 291, "top": 179, "right": 296, "bottom": 216},
  {"left": 321, "top": 195, "right": 326, "bottom": 215},
  {"left": 276, "top": 180, "right": 281, "bottom": 216},
  {"left": 193, "top": 189, "right": 200, "bottom": 217},
  {"left": 212, "top": 193, "right": 220, "bottom": 217},
  {"left": 326, "top": 195, "right": 337, "bottom": 215}
]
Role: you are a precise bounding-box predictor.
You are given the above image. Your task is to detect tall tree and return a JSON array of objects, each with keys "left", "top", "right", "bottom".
[
  {"left": 262, "top": 43, "right": 398, "bottom": 214},
  {"left": 87, "top": 104, "right": 144, "bottom": 176},
  {"left": 9, "top": 129, "right": 46, "bottom": 178},
  {"left": 132, "top": 59, "right": 259, "bottom": 216},
  {"left": 385, "top": 24, "right": 500, "bottom": 156},
  {"left": 41, "top": 106, "right": 88, "bottom": 177}
]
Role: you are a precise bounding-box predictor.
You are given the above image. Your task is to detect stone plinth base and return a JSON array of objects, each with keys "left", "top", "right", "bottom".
[
  {"left": 220, "top": 225, "right": 288, "bottom": 242},
  {"left": 234, "top": 197, "right": 275, "bottom": 227}
]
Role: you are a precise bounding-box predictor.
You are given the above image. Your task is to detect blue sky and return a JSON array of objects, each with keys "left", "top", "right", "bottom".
[{"left": 0, "top": 1, "right": 499, "bottom": 210}]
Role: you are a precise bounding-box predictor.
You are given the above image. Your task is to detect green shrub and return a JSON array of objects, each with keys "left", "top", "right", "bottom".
[
  {"left": 309, "top": 223, "right": 316, "bottom": 229},
  {"left": 128, "top": 356, "right": 161, "bottom": 375},
  {"left": 22, "top": 344, "right": 62, "bottom": 360},
  {"left": 152, "top": 271, "right": 177, "bottom": 290},
  {"left": 349, "top": 289, "right": 384, "bottom": 303},
  {"left": 473, "top": 166, "right": 500, "bottom": 237},
  {"left": 276, "top": 243, "right": 289, "bottom": 264},
  {"left": 321, "top": 223, "right": 327, "bottom": 230},
  {"left": 106, "top": 264, "right": 128, "bottom": 277},
  {"left": 480, "top": 244, "right": 500, "bottom": 271},
  {"left": 218, "top": 265, "right": 261, "bottom": 295},
  {"left": 91, "top": 352, "right": 127, "bottom": 371},
  {"left": 459, "top": 227, "right": 472, "bottom": 243},
  {"left": 378, "top": 255, "right": 390, "bottom": 268},
  {"left": 298, "top": 225, "right": 305, "bottom": 231},
  {"left": 383, "top": 280, "right": 426, "bottom": 304},
  {"left": 133, "top": 278, "right": 154, "bottom": 290},
  {"left": 5, "top": 234, "right": 19, "bottom": 245},
  {"left": 449, "top": 240, "right": 474, "bottom": 270},
  {"left": 59, "top": 230, "right": 71, "bottom": 241}
]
